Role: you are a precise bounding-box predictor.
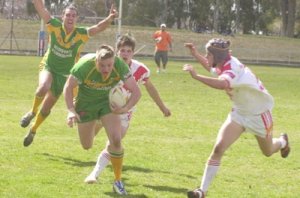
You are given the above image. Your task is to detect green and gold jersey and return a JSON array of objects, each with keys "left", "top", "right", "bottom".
[
  {"left": 41, "top": 18, "right": 89, "bottom": 76},
  {"left": 70, "top": 54, "right": 131, "bottom": 103}
]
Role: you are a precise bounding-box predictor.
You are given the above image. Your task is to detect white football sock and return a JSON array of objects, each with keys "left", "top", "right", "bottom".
[
  {"left": 92, "top": 150, "right": 110, "bottom": 178},
  {"left": 277, "top": 137, "right": 287, "bottom": 149},
  {"left": 200, "top": 159, "right": 220, "bottom": 193}
]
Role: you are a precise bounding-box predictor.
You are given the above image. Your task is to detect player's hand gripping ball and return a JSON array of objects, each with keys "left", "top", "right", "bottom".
[{"left": 109, "top": 85, "right": 128, "bottom": 109}]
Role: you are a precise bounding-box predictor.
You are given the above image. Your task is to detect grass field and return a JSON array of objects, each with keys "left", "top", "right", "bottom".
[{"left": 0, "top": 55, "right": 300, "bottom": 198}]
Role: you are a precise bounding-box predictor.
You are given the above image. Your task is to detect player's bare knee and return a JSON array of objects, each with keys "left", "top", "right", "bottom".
[
  {"left": 109, "top": 139, "right": 121, "bottom": 149},
  {"left": 36, "top": 84, "right": 50, "bottom": 95}
]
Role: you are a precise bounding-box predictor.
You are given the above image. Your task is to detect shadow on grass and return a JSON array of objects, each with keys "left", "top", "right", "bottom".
[
  {"left": 38, "top": 152, "right": 194, "bottom": 196},
  {"left": 144, "top": 185, "right": 188, "bottom": 196},
  {"left": 39, "top": 152, "right": 95, "bottom": 167},
  {"left": 39, "top": 152, "right": 196, "bottom": 178},
  {"left": 104, "top": 192, "right": 148, "bottom": 198}
]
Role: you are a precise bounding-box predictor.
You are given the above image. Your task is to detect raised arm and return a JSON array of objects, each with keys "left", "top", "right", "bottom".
[
  {"left": 184, "top": 43, "right": 210, "bottom": 72},
  {"left": 32, "top": 0, "right": 51, "bottom": 23},
  {"left": 88, "top": 4, "right": 118, "bottom": 37},
  {"left": 144, "top": 79, "right": 171, "bottom": 117}
]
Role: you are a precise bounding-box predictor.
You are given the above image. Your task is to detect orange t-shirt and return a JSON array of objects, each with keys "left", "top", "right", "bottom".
[{"left": 153, "top": 30, "right": 172, "bottom": 51}]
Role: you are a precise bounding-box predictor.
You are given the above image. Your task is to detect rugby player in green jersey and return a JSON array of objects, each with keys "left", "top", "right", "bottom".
[
  {"left": 63, "top": 44, "right": 141, "bottom": 195},
  {"left": 21, "top": 0, "right": 117, "bottom": 147}
]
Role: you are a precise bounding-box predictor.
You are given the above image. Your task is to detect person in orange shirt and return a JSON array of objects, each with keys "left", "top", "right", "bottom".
[{"left": 152, "top": 23, "right": 172, "bottom": 73}]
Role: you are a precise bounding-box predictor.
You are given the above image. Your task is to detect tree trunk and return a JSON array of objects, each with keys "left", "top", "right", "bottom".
[
  {"left": 0, "top": 0, "right": 6, "bottom": 14},
  {"left": 281, "top": 0, "right": 296, "bottom": 37},
  {"left": 162, "top": 0, "right": 168, "bottom": 23},
  {"left": 235, "top": 0, "right": 241, "bottom": 34},
  {"left": 281, "top": 0, "right": 288, "bottom": 36},
  {"left": 213, "top": 0, "right": 220, "bottom": 33},
  {"left": 287, "top": 0, "right": 296, "bottom": 37}
]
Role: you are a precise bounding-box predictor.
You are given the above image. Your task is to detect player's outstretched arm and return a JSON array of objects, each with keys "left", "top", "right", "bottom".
[
  {"left": 184, "top": 43, "right": 210, "bottom": 72},
  {"left": 88, "top": 4, "right": 118, "bottom": 37},
  {"left": 144, "top": 80, "right": 171, "bottom": 117},
  {"left": 183, "top": 64, "right": 228, "bottom": 90},
  {"left": 32, "top": 0, "right": 51, "bottom": 23}
]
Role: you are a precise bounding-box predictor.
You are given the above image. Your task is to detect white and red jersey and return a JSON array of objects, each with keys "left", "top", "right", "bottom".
[
  {"left": 119, "top": 59, "right": 150, "bottom": 117},
  {"left": 122, "top": 59, "right": 150, "bottom": 95},
  {"left": 210, "top": 56, "right": 274, "bottom": 115},
  {"left": 129, "top": 59, "right": 150, "bottom": 85}
]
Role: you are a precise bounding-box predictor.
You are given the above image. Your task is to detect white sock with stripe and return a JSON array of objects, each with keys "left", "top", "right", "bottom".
[{"left": 92, "top": 149, "right": 110, "bottom": 178}]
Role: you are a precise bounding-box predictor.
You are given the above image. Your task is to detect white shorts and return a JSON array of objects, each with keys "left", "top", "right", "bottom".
[
  {"left": 229, "top": 109, "right": 273, "bottom": 138},
  {"left": 120, "top": 111, "right": 134, "bottom": 128}
]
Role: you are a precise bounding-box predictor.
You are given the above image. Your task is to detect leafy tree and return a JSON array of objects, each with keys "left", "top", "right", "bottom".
[
  {"left": 256, "top": 0, "right": 280, "bottom": 35},
  {"left": 15, "top": 0, "right": 300, "bottom": 38},
  {"left": 167, "top": 0, "right": 186, "bottom": 29},
  {"left": 0, "top": 0, "right": 6, "bottom": 14},
  {"left": 123, "top": 0, "right": 160, "bottom": 27},
  {"left": 216, "top": 0, "right": 235, "bottom": 34},
  {"left": 189, "top": 0, "right": 212, "bottom": 32},
  {"left": 239, "top": 0, "right": 255, "bottom": 34},
  {"left": 26, "top": 0, "right": 36, "bottom": 16}
]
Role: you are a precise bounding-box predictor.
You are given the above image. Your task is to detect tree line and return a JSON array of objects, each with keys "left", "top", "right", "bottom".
[{"left": 0, "top": 0, "right": 298, "bottom": 38}]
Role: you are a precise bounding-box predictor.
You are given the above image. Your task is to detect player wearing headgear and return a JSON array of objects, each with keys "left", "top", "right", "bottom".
[{"left": 183, "top": 38, "right": 290, "bottom": 198}]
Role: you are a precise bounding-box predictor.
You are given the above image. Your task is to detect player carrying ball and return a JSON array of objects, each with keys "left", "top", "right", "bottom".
[
  {"left": 20, "top": 0, "right": 117, "bottom": 147},
  {"left": 64, "top": 44, "right": 141, "bottom": 195},
  {"left": 84, "top": 34, "right": 171, "bottom": 185}
]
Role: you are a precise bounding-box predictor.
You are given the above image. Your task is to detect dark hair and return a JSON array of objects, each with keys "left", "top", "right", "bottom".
[
  {"left": 96, "top": 44, "right": 115, "bottom": 60},
  {"left": 116, "top": 34, "right": 136, "bottom": 51}
]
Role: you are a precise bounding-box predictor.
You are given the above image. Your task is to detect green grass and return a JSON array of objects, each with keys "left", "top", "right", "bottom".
[{"left": 0, "top": 55, "right": 300, "bottom": 198}]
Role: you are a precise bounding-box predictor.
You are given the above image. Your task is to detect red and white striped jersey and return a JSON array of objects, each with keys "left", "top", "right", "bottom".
[
  {"left": 210, "top": 56, "right": 274, "bottom": 115},
  {"left": 129, "top": 59, "right": 150, "bottom": 85}
]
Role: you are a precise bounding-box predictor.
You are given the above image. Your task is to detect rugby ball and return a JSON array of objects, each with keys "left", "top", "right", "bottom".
[
  {"left": 109, "top": 85, "right": 128, "bottom": 108},
  {"left": 155, "top": 37, "right": 162, "bottom": 43}
]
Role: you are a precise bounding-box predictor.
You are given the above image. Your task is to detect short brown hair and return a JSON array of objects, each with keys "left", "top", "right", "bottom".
[
  {"left": 116, "top": 34, "right": 136, "bottom": 51},
  {"left": 96, "top": 44, "right": 115, "bottom": 60}
]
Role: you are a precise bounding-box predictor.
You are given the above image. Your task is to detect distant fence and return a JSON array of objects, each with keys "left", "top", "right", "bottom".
[
  {"left": 1, "top": 37, "right": 300, "bottom": 67},
  {"left": 1, "top": 16, "right": 300, "bottom": 67}
]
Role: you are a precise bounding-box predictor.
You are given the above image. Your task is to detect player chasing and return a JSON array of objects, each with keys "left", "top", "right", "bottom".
[
  {"left": 84, "top": 34, "right": 171, "bottom": 184},
  {"left": 20, "top": 0, "right": 117, "bottom": 147},
  {"left": 63, "top": 44, "right": 141, "bottom": 195},
  {"left": 183, "top": 38, "right": 290, "bottom": 198}
]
